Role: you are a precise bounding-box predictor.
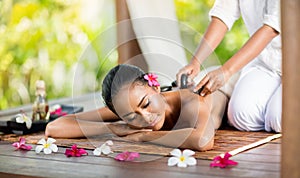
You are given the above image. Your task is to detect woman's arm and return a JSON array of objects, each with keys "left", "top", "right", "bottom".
[{"left": 45, "top": 106, "right": 120, "bottom": 138}]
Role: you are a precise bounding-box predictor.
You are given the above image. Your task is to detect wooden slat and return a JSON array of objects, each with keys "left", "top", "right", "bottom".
[{"left": 0, "top": 143, "right": 279, "bottom": 178}]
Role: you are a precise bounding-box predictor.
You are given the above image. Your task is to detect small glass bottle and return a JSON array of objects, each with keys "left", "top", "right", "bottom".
[{"left": 32, "top": 80, "right": 49, "bottom": 121}]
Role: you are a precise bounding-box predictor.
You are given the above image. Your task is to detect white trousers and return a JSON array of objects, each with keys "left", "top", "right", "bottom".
[{"left": 228, "top": 65, "right": 282, "bottom": 132}]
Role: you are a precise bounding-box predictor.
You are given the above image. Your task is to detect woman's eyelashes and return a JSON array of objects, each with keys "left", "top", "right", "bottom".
[{"left": 142, "top": 99, "right": 150, "bottom": 109}]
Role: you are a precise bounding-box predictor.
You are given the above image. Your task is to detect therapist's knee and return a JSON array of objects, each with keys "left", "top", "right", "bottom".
[
  {"left": 265, "top": 110, "right": 282, "bottom": 133},
  {"left": 227, "top": 99, "right": 262, "bottom": 131}
]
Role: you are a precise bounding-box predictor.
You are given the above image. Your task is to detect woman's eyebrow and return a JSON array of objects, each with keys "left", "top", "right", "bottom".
[{"left": 137, "top": 95, "right": 147, "bottom": 107}]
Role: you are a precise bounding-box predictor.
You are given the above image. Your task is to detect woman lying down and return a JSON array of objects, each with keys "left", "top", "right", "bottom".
[{"left": 46, "top": 64, "right": 228, "bottom": 151}]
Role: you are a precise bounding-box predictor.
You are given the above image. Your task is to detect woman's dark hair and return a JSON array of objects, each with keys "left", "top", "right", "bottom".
[{"left": 102, "top": 64, "right": 147, "bottom": 115}]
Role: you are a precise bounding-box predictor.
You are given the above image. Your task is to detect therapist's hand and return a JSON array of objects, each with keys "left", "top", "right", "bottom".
[
  {"left": 176, "top": 60, "right": 200, "bottom": 88},
  {"left": 194, "top": 66, "right": 230, "bottom": 96}
]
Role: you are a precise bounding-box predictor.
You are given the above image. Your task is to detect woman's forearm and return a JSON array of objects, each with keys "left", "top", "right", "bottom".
[
  {"left": 223, "top": 24, "right": 279, "bottom": 76},
  {"left": 45, "top": 115, "right": 112, "bottom": 138}
]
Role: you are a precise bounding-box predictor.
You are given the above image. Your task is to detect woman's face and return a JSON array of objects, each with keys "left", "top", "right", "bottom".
[{"left": 112, "top": 83, "right": 166, "bottom": 130}]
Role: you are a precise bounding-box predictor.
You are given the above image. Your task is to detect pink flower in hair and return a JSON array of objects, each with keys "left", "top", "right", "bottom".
[{"left": 144, "top": 73, "right": 160, "bottom": 87}]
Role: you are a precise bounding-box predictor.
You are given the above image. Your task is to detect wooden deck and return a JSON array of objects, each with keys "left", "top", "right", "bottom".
[{"left": 0, "top": 93, "right": 281, "bottom": 178}]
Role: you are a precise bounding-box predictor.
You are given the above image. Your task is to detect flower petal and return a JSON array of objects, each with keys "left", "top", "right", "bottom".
[
  {"left": 182, "top": 149, "right": 195, "bottom": 157},
  {"left": 37, "top": 138, "right": 46, "bottom": 145},
  {"left": 50, "top": 144, "right": 58, "bottom": 152},
  {"left": 167, "top": 157, "right": 179, "bottom": 166},
  {"left": 47, "top": 138, "right": 56, "bottom": 144},
  {"left": 170, "top": 149, "right": 182, "bottom": 157},
  {"left": 65, "top": 149, "right": 73, "bottom": 157},
  {"left": 106, "top": 140, "right": 113, "bottom": 146},
  {"left": 78, "top": 148, "right": 88, "bottom": 156},
  {"left": 43, "top": 148, "right": 52, "bottom": 154},
  {"left": 93, "top": 148, "right": 101, "bottom": 156},
  {"left": 35, "top": 145, "right": 44, "bottom": 153},
  {"left": 19, "top": 138, "right": 26, "bottom": 145},
  {"left": 126, "top": 152, "right": 140, "bottom": 161},
  {"left": 20, "top": 144, "right": 32, "bottom": 151},
  {"left": 101, "top": 145, "right": 112, "bottom": 155},
  {"left": 185, "top": 157, "right": 197, "bottom": 166},
  {"left": 16, "top": 116, "right": 24, "bottom": 123},
  {"left": 25, "top": 119, "right": 32, "bottom": 129},
  {"left": 177, "top": 161, "right": 187, "bottom": 168},
  {"left": 226, "top": 160, "right": 238, "bottom": 166}
]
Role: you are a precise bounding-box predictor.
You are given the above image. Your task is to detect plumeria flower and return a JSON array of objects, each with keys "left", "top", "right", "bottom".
[
  {"left": 144, "top": 73, "right": 160, "bottom": 87},
  {"left": 210, "top": 152, "right": 238, "bottom": 168},
  {"left": 93, "top": 140, "right": 113, "bottom": 156},
  {"left": 12, "top": 137, "right": 32, "bottom": 151},
  {"left": 168, "top": 149, "right": 197, "bottom": 167},
  {"left": 114, "top": 151, "right": 140, "bottom": 161},
  {"left": 15, "top": 113, "right": 32, "bottom": 129},
  {"left": 65, "top": 144, "right": 88, "bottom": 157},
  {"left": 35, "top": 138, "right": 58, "bottom": 154}
]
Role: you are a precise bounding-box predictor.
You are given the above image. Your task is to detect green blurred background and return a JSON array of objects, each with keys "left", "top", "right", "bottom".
[{"left": 0, "top": 0, "right": 248, "bottom": 110}]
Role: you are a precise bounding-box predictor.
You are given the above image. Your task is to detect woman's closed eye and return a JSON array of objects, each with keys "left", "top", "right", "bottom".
[{"left": 142, "top": 99, "right": 150, "bottom": 109}]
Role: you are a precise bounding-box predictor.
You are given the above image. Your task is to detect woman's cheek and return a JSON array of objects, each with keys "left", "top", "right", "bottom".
[{"left": 149, "top": 94, "right": 165, "bottom": 113}]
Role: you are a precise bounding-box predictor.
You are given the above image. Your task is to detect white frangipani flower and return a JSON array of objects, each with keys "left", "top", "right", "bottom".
[
  {"left": 35, "top": 138, "right": 58, "bottom": 154},
  {"left": 93, "top": 140, "right": 113, "bottom": 156},
  {"left": 168, "top": 149, "right": 197, "bottom": 167},
  {"left": 15, "top": 113, "right": 32, "bottom": 129}
]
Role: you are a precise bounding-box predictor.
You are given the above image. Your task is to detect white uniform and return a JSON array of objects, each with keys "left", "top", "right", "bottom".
[{"left": 209, "top": 0, "right": 282, "bottom": 132}]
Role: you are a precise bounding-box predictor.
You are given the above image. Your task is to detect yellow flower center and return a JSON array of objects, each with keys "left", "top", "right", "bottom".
[
  {"left": 180, "top": 156, "right": 185, "bottom": 162},
  {"left": 44, "top": 143, "right": 50, "bottom": 148}
]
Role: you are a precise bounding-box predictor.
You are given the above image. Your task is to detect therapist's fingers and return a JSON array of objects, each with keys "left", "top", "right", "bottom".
[
  {"left": 176, "top": 65, "right": 197, "bottom": 88},
  {"left": 193, "top": 75, "right": 209, "bottom": 93}
]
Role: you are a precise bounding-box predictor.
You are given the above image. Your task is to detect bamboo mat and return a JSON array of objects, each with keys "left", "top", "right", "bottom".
[{"left": 0, "top": 129, "right": 281, "bottom": 160}]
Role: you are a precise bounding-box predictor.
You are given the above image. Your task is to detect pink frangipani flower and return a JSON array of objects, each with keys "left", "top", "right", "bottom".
[
  {"left": 12, "top": 137, "right": 32, "bottom": 151},
  {"left": 65, "top": 144, "right": 88, "bottom": 157},
  {"left": 114, "top": 151, "right": 140, "bottom": 161},
  {"left": 144, "top": 73, "right": 160, "bottom": 87},
  {"left": 210, "top": 152, "right": 238, "bottom": 168}
]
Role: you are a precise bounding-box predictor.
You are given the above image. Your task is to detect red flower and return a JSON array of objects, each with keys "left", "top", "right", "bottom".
[
  {"left": 114, "top": 151, "right": 140, "bottom": 161},
  {"left": 144, "top": 73, "right": 160, "bottom": 87},
  {"left": 65, "top": 144, "right": 88, "bottom": 157},
  {"left": 210, "top": 152, "right": 238, "bottom": 168},
  {"left": 12, "top": 137, "right": 32, "bottom": 151},
  {"left": 50, "top": 107, "right": 67, "bottom": 116}
]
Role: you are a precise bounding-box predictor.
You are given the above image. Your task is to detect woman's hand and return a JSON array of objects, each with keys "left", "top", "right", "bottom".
[
  {"left": 194, "top": 66, "right": 231, "bottom": 96},
  {"left": 108, "top": 122, "right": 151, "bottom": 137},
  {"left": 176, "top": 60, "right": 200, "bottom": 88}
]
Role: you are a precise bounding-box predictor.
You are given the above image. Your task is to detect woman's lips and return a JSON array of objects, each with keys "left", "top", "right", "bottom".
[{"left": 149, "top": 116, "right": 160, "bottom": 126}]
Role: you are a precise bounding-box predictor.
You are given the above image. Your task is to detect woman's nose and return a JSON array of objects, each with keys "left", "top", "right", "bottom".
[{"left": 136, "top": 110, "right": 152, "bottom": 123}]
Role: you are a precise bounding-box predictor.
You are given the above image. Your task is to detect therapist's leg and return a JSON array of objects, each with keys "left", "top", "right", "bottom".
[
  {"left": 228, "top": 67, "right": 281, "bottom": 131},
  {"left": 265, "top": 84, "right": 282, "bottom": 132}
]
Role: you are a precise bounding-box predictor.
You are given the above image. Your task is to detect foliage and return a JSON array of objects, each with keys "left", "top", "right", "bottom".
[
  {"left": 175, "top": 0, "right": 249, "bottom": 64},
  {"left": 0, "top": 0, "right": 116, "bottom": 109}
]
